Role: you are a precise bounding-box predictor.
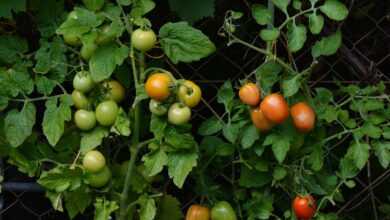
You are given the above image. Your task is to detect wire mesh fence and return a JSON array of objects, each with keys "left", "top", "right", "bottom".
[{"left": 1, "top": 0, "right": 390, "bottom": 219}]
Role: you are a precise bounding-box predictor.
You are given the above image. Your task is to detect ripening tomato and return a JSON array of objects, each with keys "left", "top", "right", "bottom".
[
  {"left": 83, "top": 150, "right": 106, "bottom": 173},
  {"left": 260, "top": 93, "right": 289, "bottom": 124},
  {"left": 178, "top": 80, "right": 202, "bottom": 108},
  {"left": 72, "top": 90, "right": 89, "bottom": 109},
  {"left": 131, "top": 29, "right": 157, "bottom": 52},
  {"left": 250, "top": 108, "right": 274, "bottom": 132},
  {"left": 145, "top": 73, "right": 172, "bottom": 101},
  {"left": 86, "top": 166, "right": 111, "bottom": 188},
  {"left": 239, "top": 83, "right": 261, "bottom": 106},
  {"left": 186, "top": 204, "right": 210, "bottom": 220},
  {"left": 74, "top": 110, "right": 96, "bottom": 131},
  {"left": 103, "top": 80, "right": 125, "bottom": 103},
  {"left": 168, "top": 103, "right": 191, "bottom": 125},
  {"left": 291, "top": 102, "right": 316, "bottom": 133},
  {"left": 73, "top": 71, "right": 95, "bottom": 93},
  {"left": 95, "top": 100, "right": 119, "bottom": 126},
  {"left": 292, "top": 195, "right": 317, "bottom": 220},
  {"left": 211, "top": 201, "right": 237, "bottom": 220},
  {"left": 149, "top": 99, "right": 168, "bottom": 116}
]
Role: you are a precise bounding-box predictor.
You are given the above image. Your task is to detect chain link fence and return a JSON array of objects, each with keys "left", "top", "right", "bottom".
[{"left": 1, "top": 0, "right": 390, "bottom": 219}]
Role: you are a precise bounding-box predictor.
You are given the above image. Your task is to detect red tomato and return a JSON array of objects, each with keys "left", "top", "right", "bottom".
[
  {"left": 292, "top": 195, "right": 317, "bottom": 220},
  {"left": 239, "top": 83, "right": 261, "bottom": 106},
  {"left": 291, "top": 102, "right": 316, "bottom": 133},
  {"left": 186, "top": 204, "right": 210, "bottom": 220},
  {"left": 260, "top": 93, "right": 289, "bottom": 124},
  {"left": 250, "top": 108, "right": 274, "bottom": 132}
]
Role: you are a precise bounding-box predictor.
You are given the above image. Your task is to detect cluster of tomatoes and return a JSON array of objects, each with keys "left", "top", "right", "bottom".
[
  {"left": 239, "top": 83, "right": 316, "bottom": 133},
  {"left": 82, "top": 150, "right": 111, "bottom": 188},
  {"left": 72, "top": 71, "right": 125, "bottom": 131},
  {"left": 186, "top": 201, "right": 237, "bottom": 220},
  {"left": 144, "top": 73, "right": 202, "bottom": 125}
]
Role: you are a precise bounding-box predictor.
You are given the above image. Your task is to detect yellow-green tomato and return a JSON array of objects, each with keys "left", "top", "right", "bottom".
[
  {"left": 149, "top": 99, "right": 168, "bottom": 116},
  {"left": 211, "top": 201, "right": 237, "bottom": 220},
  {"left": 63, "top": 33, "right": 81, "bottom": 46},
  {"left": 73, "top": 71, "right": 95, "bottom": 93},
  {"left": 86, "top": 166, "right": 111, "bottom": 188},
  {"left": 95, "top": 100, "right": 119, "bottom": 126},
  {"left": 81, "top": 43, "right": 97, "bottom": 60},
  {"left": 178, "top": 80, "right": 202, "bottom": 108},
  {"left": 103, "top": 80, "right": 126, "bottom": 103},
  {"left": 74, "top": 109, "right": 96, "bottom": 130},
  {"left": 168, "top": 103, "right": 191, "bottom": 125},
  {"left": 131, "top": 29, "right": 157, "bottom": 52},
  {"left": 72, "top": 90, "right": 89, "bottom": 109},
  {"left": 83, "top": 150, "right": 106, "bottom": 173}
]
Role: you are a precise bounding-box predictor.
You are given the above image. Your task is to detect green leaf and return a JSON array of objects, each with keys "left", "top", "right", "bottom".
[
  {"left": 130, "top": 0, "right": 155, "bottom": 18},
  {"left": 200, "top": 136, "right": 235, "bottom": 156},
  {"left": 308, "top": 13, "right": 324, "bottom": 34},
  {"left": 155, "top": 195, "right": 183, "bottom": 220},
  {"left": 89, "top": 44, "right": 129, "bottom": 82},
  {"left": 4, "top": 103, "right": 36, "bottom": 147},
  {"left": 35, "top": 76, "right": 57, "bottom": 95},
  {"left": 239, "top": 165, "right": 271, "bottom": 188},
  {"left": 346, "top": 142, "right": 370, "bottom": 170},
  {"left": 139, "top": 196, "right": 157, "bottom": 220},
  {"left": 7, "top": 147, "right": 39, "bottom": 176},
  {"left": 142, "top": 148, "right": 168, "bottom": 176},
  {"left": 110, "top": 108, "right": 131, "bottom": 136},
  {"left": 292, "top": 0, "right": 302, "bottom": 10},
  {"left": 311, "top": 30, "right": 342, "bottom": 58},
  {"left": 223, "top": 121, "right": 247, "bottom": 143},
  {"left": 0, "top": 35, "right": 28, "bottom": 64},
  {"left": 338, "top": 157, "right": 359, "bottom": 179},
  {"left": 117, "top": 0, "right": 131, "bottom": 6},
  {"left": 56, "top": 7, "right": 104, "bottom": 37},
  {"left": 361, "top": 122, "right": 382, "bottom": 139},
  {"left": 282, "top": 74, "right": 302, "bottom": 97},
  {"left": 255, "top": 61, "right": 283, "bottom": 95},
  {"left": 273, "top": 166, "right": 287, "bottom": 181},
  {"left": 0, "top": 0, "right": 26, "bottom": 19},
  {"left": 0, "top": 67, "right": 34, "bottom": 97},
  {"left": 42, "top": 96, "right": 72, "bottom": 146},
  {"left": 252, "top": 4, "right": 272, "bottom": 25},
  {"left": 46, "top": 191, "right": 63, "bottom": 212},
  {"left": 383, "top": 127, "right": 390, "bottom": 140},
  {"left": 287, "top": 24, "right": 307, "bottom": 53},
  {"left": 198, "top": 116, "right": 223, "bottom": 136},
  {"left": 217, "top": 81, "right": 234, "bottom": 111},
  {"left": 150, "top": 114, "right": 167, "bottom": 139},
  {"left": 168, "top": 0, "right": 215, "bottom": 23},
  {"left": 34, "top": 37, "right": 67, "bottom": 76},
  {"left": 272, "top": 0, "right": 290, "bottom": 13},
  {"left": 167, "top": 150, "right": 198, "bottom": 188},
  {"left": 320, "top": 0, "right": 349, "bottom": 21},
  {"left": 307, "top": 144, "right": 324, "bottom": 171},
  {"left": 241, "top": 125, "right": 260, "bottom": 149},
  {"left": 264, "top": 133, "right": 290, "bottom": 163},
  {"left": 64, "top": 185, "right": 92, "bottom": 219},
  {"left": 245, "top": 193, "right": 274, "bottom": 220},
  {"left": 260, "top": 28, "right": 280, "bottom": 41},
  {"left": 159, "top": 22, "right": 216, "bottom": 64},
  {"left": 80, "top": 126, "right": 109, "bottom": 153},
  {"left": 165, "top": 128, "right": 197, "bottom": 150},
  {"left": 34, "top": 0, "right": 65, "bottom": 38},
  {"left": 38, "top": 167, "right": 83, "bottom": 192},
  {"left": 374, "top": 142, "right": 390, "bottom": 169},
  {"left": 94, "top": 198, "right": 118, "bottom": 220}
]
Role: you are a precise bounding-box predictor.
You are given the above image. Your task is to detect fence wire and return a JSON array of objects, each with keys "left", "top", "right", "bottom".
[{"left": 1, "top": 0, "right": 390, "bottom": 219}]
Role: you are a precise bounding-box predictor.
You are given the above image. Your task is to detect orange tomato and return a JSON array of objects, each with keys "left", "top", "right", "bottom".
[
  {"left": 239, "top": 83, "right": 261, "bottom": 106},
  {"left": 292, "top": 195, "right": 316, "bottom": 220},
  {"left": 145, "top": 73, "right": 172, "bottom": 101},
  {"left": 250, "top": 108, "right": 274, "bottom": 132},
  {"left": 186, "top": 204, "right": 210, "bottom": 220},
  {"left": 260, "top": 93, "right": 289, "bottom": 124},
  {"left": 291, "top": 102, "right": 316, "bottom": 133}
]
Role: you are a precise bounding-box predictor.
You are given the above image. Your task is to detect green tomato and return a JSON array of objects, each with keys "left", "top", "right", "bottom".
[
  {"left": 83, "top": 150, "right": 106, "bottom": 173},
  {"left": 168, "top": 103, "right": 191, "bottom": 125},
  {"left": 74, "top": 109, "right": 96, "bottom": 130},
  {"left": 73, "top": 71, "right": 95, "bottom": 93},
  {"left": 82, "top": 0, "right": 105, "bottom": 11},
  {"left": 211, "top": 201, "right": 237, "bottom": 220},
  {"left": 103, "top": 80, "right": 125, "bottom": 103},
  {"left": 149, "top": 99, "right": 168, "bottom": 116},
  {"left": 95, "top": 100, "right": 119, "bottom": 126},
  {"left": 131, "top": 29, "right": 157, "bottom": 52},
  {"left": 86, "top": 166, "right": 111, "bottom": 188},
  {"left": 63, "top": 33, "right": 81, "bottom": 46},
  {"left": 96, "top": 24, "right": 117, "bottom": 45},
  {"left": 72, "top": 90, "right": 89, "bottom": 109},
  {"left": 81, "top": 43, "right": 97, "bottom": 60},
  {"left": 178, "top": 80, "right": 202, "bottom": 108}
]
